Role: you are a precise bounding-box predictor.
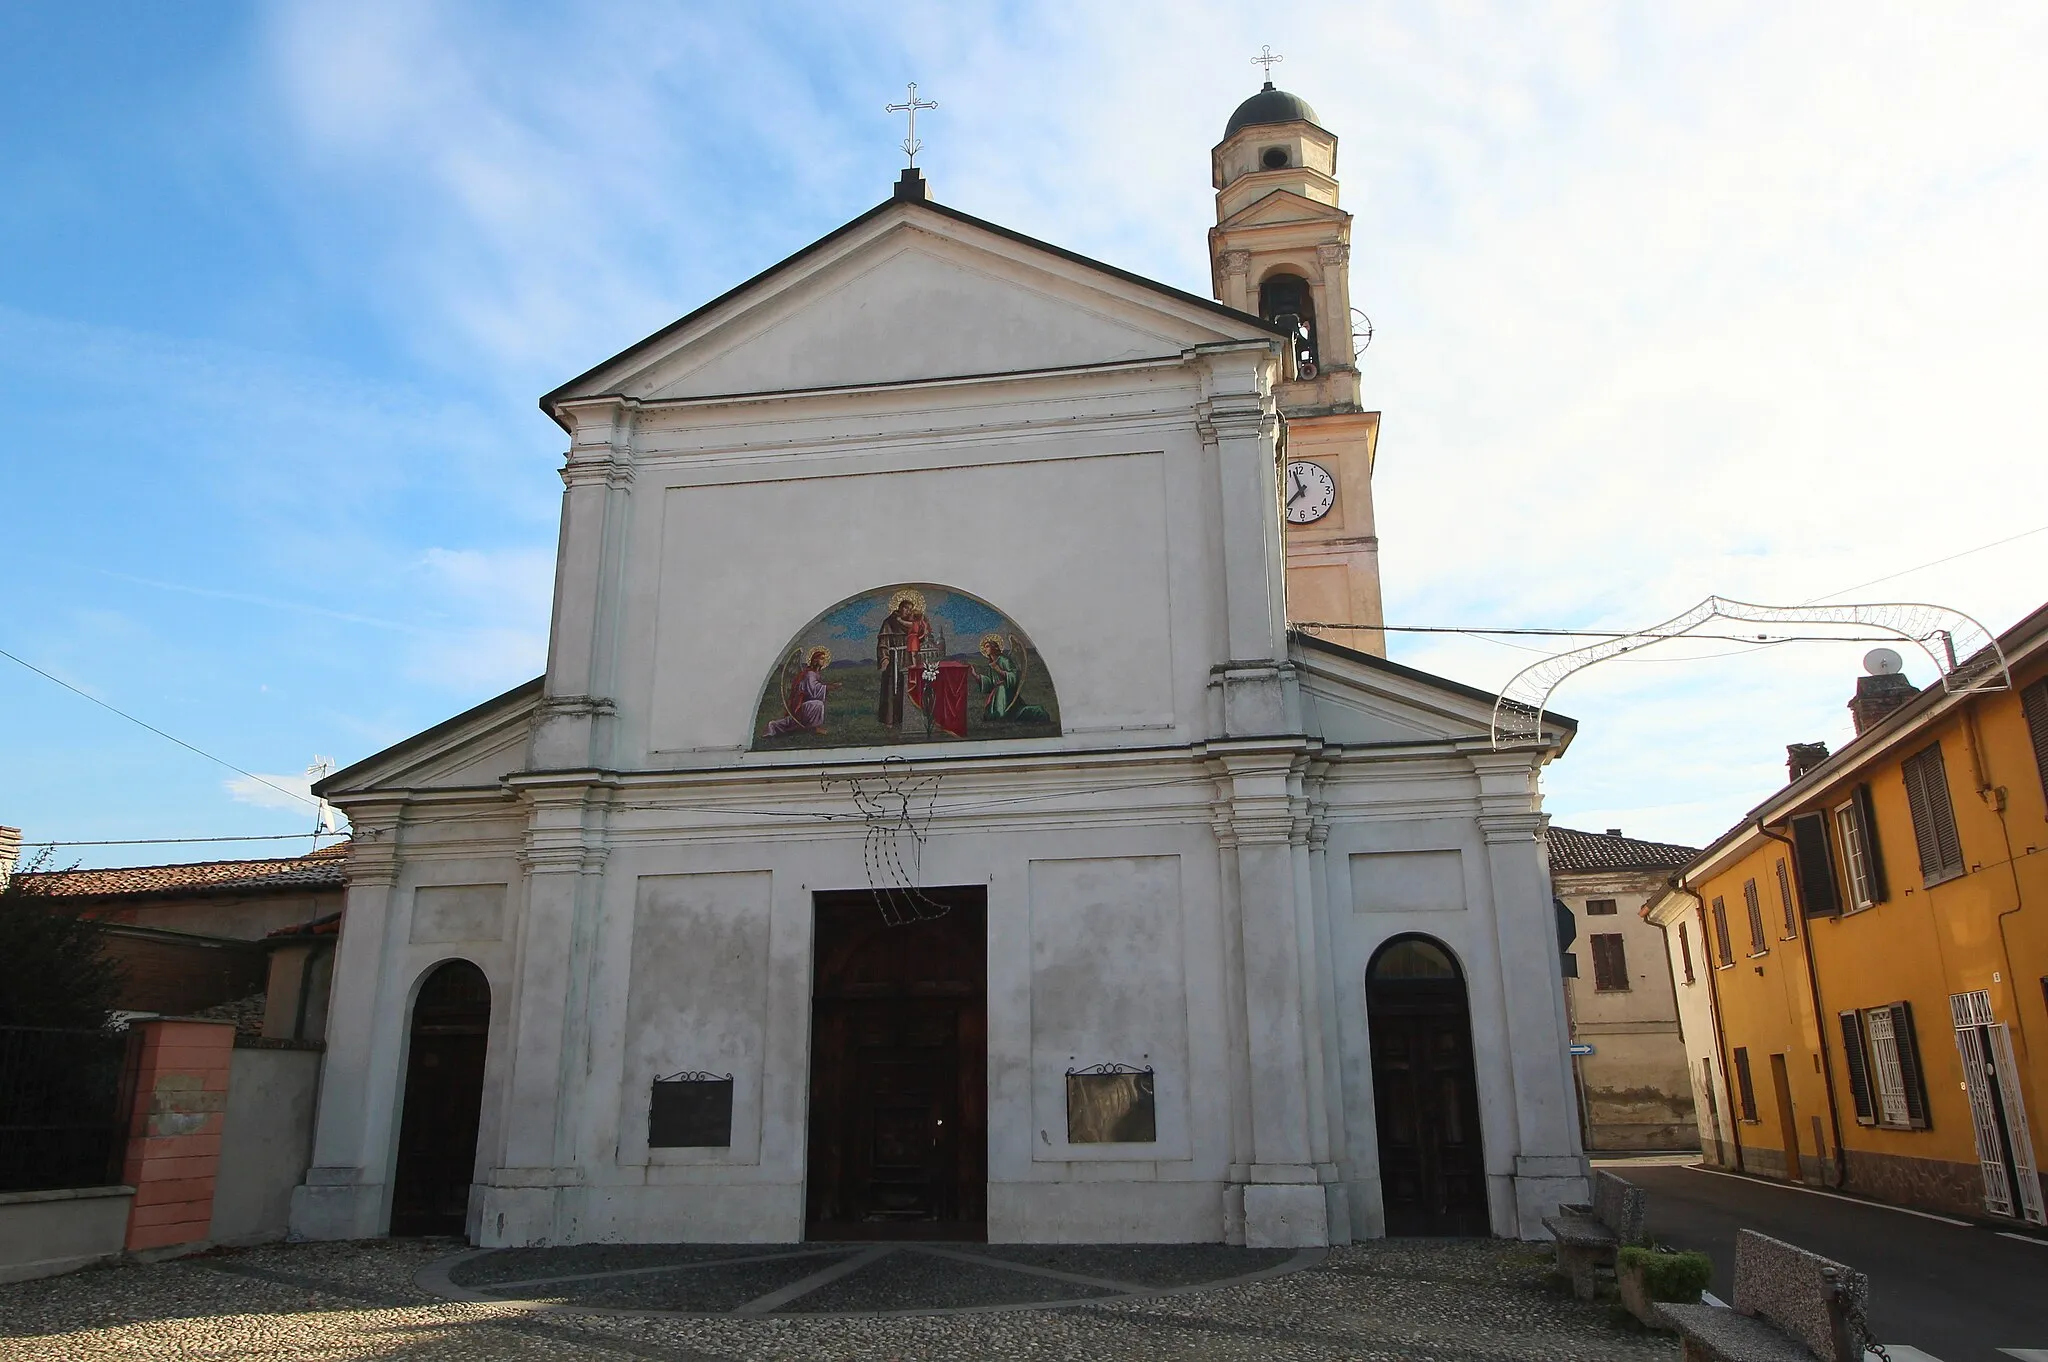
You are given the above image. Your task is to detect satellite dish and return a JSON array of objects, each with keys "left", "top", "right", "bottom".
[{"left": 1863, "top": 647, "right": 1904, "bottom": 676}]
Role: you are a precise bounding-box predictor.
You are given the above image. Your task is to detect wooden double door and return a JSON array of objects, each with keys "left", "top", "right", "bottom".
[
  {"left": 1368, "top": 937, "right": 1489, "bottom": 1236},
  {"left": 806, "top": 891, "right": 987, "bottom": 1239}
]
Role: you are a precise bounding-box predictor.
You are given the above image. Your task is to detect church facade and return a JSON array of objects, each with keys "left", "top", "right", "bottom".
[{"left": 290, "top": 83, "right": 1587, "bottom": 1250}]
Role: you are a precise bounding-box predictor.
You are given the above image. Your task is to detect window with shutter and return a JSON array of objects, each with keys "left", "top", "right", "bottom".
[
  {"left": 1775, "top": 858, "right": 1798, "bottom": 938},
  {"left": 1834, "top": 800, "right": 1877, "bottom": 911},
  {"left": 2023, "top": 678, "right": 2048, "bottom": 807},
  {"left": 1865, "top": 1007, "right": 1912, "bottom": 1127},
  {"left": 1853, "top": 783, "right": 1888, "bottom": 902},
  {"left": 1711, "top": 896, "right": 1734, "bottom": 966},
  {"left": 1901, "top": 743, "right": 1965, "bottom": 886},
  {"left": 1789, "top": 812, "right": 1841, "bottom": 917},
  {"left": 1733, "top": 1047, "right": 1758, "bottom": 1122},
  {"left": 1678, "top": 922, "right": 1695, "bottom": 985},
  {"left": 1591, "top": 933, "right": 1629, "bottom": 991},
  {"left": 1838, "top": 1012, "right": 1876, "bottom": 1124},
  {"left": 1743, "top": 878, "right": 1767, "bottom": 954},
  {"left": 1892, "top": 1001, "right": 1931, "bottom": 1128}
]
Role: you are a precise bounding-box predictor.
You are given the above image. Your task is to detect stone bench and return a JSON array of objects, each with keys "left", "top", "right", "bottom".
[
  {"left": 1542, "top": 1168, "right": 1646, "bottom": 1300},
  {"left": 1657, "top": 1229, "right": 1871, "bottom": 1362}
]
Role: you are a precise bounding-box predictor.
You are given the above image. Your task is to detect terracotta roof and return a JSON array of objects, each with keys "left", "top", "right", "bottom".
[
  {"left": 267, "top": 911, "right": 342, "bottom": 939},
  {"left": 24, "top": 842, "right": 349, "bottom": 901},
  {"left": 1547, "top": 826, "right": 1698, "bottom": 873}
]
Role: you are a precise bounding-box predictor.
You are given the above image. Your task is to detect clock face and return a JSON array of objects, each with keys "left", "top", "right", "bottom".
[{"left": 1284, "top": 461, "right": 1336, "bottom": 524}]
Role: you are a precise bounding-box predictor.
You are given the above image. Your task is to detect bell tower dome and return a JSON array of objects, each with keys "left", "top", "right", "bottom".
[{"left": 1210, "top": 72, "right": 1386, "bottom": 654}]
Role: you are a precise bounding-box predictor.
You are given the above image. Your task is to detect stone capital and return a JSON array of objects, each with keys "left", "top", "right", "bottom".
[
  {"left": 1217, "top": 249, "right": 1253, "bottom": 276},
  {"left": 1315, "top": 242, "right": 1350, "bottom": 267}
]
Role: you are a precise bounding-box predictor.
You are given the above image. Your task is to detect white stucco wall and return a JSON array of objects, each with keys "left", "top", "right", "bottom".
[{"left": 291, "top": 213, "right": 1585, "bottom": 1250}]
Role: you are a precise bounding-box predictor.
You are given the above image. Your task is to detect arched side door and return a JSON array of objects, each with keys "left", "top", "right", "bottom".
[
  {"left": 390, "top": 959, "right": 491, "bottom": 1237},
  {"left": 1366, "top": 935, "right": 1489, "bottom": 1236}
]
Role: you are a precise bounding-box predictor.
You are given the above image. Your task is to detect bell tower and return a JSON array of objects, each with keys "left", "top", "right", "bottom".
[{"left": 1210, "top": 69, "right": 1385, "bottom": 654}]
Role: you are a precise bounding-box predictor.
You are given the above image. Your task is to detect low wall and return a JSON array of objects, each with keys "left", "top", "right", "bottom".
[
  {"left": 0, "top": 1186, "right": 134, "bottom": 1283},
  {"left": 210, "top": 1043, "right": 321, "bottom": 1245}
]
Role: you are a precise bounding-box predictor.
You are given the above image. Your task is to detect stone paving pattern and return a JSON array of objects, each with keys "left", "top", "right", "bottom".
[{"left": 0, "top": 1236, "right": 1679, "bottom": 1361}]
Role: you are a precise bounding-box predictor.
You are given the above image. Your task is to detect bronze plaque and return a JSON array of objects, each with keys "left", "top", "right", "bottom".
[{"left": 1065, "top": 1068, "right": 1156, "bottom": 1144}]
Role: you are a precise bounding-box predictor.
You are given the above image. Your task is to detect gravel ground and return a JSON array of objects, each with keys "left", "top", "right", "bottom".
[{"left": 0, "top": 1237, "right": 1678, "bottom": 1361}]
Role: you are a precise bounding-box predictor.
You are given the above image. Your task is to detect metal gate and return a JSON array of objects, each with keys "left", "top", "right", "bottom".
[{"left": 1951, "top": 990, "right": 2045, "bottom": 1225}]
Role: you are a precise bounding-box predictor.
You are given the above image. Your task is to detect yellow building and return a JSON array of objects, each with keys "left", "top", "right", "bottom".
[{"left": 1645, "top": 601, "right": 2048, "bottom": 1224}]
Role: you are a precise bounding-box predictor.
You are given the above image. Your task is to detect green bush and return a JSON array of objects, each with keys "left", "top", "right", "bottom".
[{"left": 1618, "top": 1246, "right": 1713, "bottom": 1303}]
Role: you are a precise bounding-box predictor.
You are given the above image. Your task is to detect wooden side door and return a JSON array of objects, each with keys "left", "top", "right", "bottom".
[
  {"left": 1371, "top": 1003, "right": 1489, "bottom": 1236},
  {"left": 390, "top": 961, "right": 491, "bottom": 1237}
]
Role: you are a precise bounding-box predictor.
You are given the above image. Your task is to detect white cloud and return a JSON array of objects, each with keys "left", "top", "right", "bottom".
[{"left": 224, "top": 772, "right": 317, "bottom": 812}]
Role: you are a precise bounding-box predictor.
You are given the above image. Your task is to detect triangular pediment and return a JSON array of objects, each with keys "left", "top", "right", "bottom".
[
  {"left": 1217, "top": 189, "right": 1350, "bottom": 232},
  {"left": 1292, "top": 634, "right": 1575, "bottom": 751},
  {"left": 317, "top": 678, "right": 542, "bottom": 797},
  {"left": 545, "top": 200, "right": 1279, "bottom": 408}
]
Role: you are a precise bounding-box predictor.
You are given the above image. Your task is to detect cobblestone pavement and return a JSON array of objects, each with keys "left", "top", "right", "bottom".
[{"left": 0, "top": 1237, "right": 1678, "bottom": 1361}]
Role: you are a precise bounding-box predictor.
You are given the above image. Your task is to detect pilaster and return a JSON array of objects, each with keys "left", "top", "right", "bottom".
[
  {"left": 531, "top": 398, "right": 635, "bottom": 772},
  {"left": 1210, "top": 745, "right": 1338, "bottom": 1246},
  {"left": 1471, "top": 752, "right": 1588, "bottom": 1234},
  {"left": 479, "top": 778, "right": 614, "bottom": 1245},
  {"left": 290, "top": 801, "right": 408, "bottom": 1241},
  {"left": 1192, "top": 342, "right": 1288, "bottom": 676}
]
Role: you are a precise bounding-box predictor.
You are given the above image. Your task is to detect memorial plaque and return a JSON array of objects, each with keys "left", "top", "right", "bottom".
[
  {"left": 1065, "top": 1066, "right": 1156, "bottom": 1144},
  {"left": 648, "top": 1073, "right": 734, "bottom": 1148}
]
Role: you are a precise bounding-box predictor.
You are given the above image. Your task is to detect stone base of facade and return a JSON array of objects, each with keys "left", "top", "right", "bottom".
[
  {"left": 1585, "top": 1121, "right": 1701, "bottom": 1152},
  {"left": 1841, "top": 1147, "right": 1993, "bottom": 1221}
]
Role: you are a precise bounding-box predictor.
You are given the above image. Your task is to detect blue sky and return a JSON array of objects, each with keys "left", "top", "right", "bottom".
[{"left": 4, "top": 2, "right": 2045, "bottom": 866}]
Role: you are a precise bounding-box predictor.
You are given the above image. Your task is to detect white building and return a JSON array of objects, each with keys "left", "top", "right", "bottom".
[
  {"left": 1547, "top": 827, "right": 1700, "bottom": 1151},
  {"left": 290, "top": 81, "right": 1587, "bottom": 1250}
]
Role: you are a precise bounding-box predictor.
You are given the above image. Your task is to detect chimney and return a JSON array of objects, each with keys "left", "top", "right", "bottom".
[
  {"left": 0, "top": 826, "right": 19, "bottom": 886},
  {"left": 1849, "top": 671, "right": 1918, "bottom": 735},
  {"left": 1605, "top": 828, "right": 1623, "bottom": 837},
  {"left": 1787, "top": 742, "right": 1830, "bottom": 782}
]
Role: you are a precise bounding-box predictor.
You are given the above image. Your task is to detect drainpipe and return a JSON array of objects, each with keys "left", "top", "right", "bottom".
[
  {"left": 1675, "top": 874, "right": 1745, "bottom": 1174},
  {"left": 1963, "top": 706, "right": 2033, "bottom": 1060},
  {"left": 1758, "top": 817, "right": 1848, "bottom": 1190}
]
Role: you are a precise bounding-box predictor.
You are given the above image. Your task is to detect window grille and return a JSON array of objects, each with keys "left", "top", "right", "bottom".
[
  {"left": 1775, "top": 859, "right": 1798, "bottom": 938},
  {"left": 1733, "top": 1047, "right": 1758, "bottom": 1122},
  {"left": 1862, "top": 1003, "right": 1928, "bottom": 1130},
  {"left": 1678, "top": 922, "right": 1695, "bottom": 985},
  {"left": 1711, "top": 897, "right": 1734, "bottom": 967},
  {"left": 1591, "top": 933, "right": 1629, "bottom": 991},
  {"left": 1743, "top": 878, "right": 1767, "bottom": 955},
  {"left": 1901, "top": 743, "right": 1965, "bottom": 886}
]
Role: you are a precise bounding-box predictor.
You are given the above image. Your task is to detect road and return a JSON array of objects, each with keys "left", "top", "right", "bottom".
[{"left": 1612, "top": 1160, "right": 2048, "bottom": 1362}]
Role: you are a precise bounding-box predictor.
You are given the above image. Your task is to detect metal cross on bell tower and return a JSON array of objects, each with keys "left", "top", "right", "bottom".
[
  {"left": 1251, "top": 45, "right": 1283, "bottom": 85},
  {"left": 885, "top": 82, "right": 938, "bottom": 165}
]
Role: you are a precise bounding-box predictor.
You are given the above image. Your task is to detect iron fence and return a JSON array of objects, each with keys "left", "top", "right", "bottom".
[{"left": 0, "top": 1024, "right": 138, "bottom": 1192}]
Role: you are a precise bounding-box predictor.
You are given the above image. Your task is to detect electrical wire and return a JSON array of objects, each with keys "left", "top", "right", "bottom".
[
  {"left": 1806, "top": 522, "right": 2048, "bottom": 604},
  {"left": 0, "top": 645, "right": 319, "bottom": 810},
  {"left": 20, "top": 832, "right": 332, "bottom": 850}
]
